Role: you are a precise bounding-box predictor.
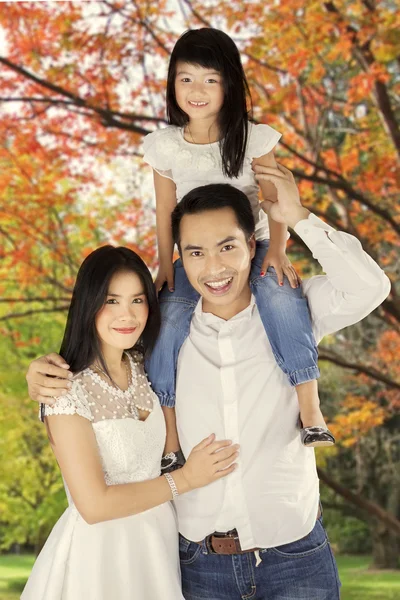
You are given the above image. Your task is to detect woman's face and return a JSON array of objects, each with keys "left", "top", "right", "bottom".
[{"left": 95, "top": 270, "right": 149, "bottom": 353}]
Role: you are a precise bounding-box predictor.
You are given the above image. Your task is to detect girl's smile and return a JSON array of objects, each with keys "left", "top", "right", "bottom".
[{"left": 187, "top": 100, "right": 209, "bottom": 108}]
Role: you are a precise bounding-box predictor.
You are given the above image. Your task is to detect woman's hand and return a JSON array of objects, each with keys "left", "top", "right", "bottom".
[
  {"left": 154, "top": 261, "right": 175, "bottom": 293},
  {"left": 175, "top": 434, "right": 239, "bottom": 492},
  {"left": 260, "top": 249, "right": 301, "bottom": 288}
]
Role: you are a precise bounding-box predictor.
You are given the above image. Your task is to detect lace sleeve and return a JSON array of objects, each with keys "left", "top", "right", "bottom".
[
  {"left": 42, "top": 380, "right": 93, "bottom": 422},
  {"left": 143, "top": 128, "right": 174, "bottom": 180},
  {"left": 247, "top": 122, "right": 282, "bottom": 158}
]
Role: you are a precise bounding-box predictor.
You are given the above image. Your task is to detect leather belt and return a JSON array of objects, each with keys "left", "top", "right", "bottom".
[
  {"left": 194, "top": 507, "right": 322, "bottom": 555},
  {"left": 203, "top": 529, "right": 259, "bottom": 555}
]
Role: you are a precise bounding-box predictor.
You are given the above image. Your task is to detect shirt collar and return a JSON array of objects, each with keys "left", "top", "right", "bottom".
[{"left": 194, "top": 294, "right": 256, "bottom": 327}]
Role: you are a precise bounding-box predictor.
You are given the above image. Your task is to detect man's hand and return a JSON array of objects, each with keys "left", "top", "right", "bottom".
[
  {"left": 26, "top": 353, "right": 73, "bottom": 405},
  {"left": 254, "top": 163, "right": 310, "bottom": 229}
]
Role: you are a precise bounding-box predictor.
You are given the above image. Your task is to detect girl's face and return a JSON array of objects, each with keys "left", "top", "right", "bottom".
[
  {"left": 95, "top": 270, "right": 149, "bottom": 354},
  {"left": 174, "top": 62, "right": 224, "bottom": 123}
]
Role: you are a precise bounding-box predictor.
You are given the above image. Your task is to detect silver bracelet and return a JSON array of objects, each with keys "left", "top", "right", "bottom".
[{"left": 164, "top": 472, "right": 179, "bottom": 499}]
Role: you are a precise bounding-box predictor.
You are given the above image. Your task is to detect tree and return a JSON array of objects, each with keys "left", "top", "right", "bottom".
[
  {"left": 0, "top": 0, "right": 399, "bottom": 567},
  {"left": 0, "top": 310, "right": 68, "bottom": 554}
]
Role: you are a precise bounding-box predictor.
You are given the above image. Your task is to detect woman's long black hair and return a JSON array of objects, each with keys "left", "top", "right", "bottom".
[
  {"left": 59, "top": 246, "right": 161, "bottom": 375},
  {"left": 166, "top": 28, "right": 253, "bottom": 179}
]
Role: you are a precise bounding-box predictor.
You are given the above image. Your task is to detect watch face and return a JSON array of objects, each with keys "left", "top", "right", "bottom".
[{"left": 161, "top": 452, "right": 178, "bottom": 470}]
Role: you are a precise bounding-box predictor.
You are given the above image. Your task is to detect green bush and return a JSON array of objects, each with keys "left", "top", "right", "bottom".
[{"left": 325, "top": 512, "right": 372, "bottom": 555}]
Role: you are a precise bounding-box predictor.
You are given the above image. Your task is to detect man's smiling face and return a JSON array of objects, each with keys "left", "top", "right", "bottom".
[{"left": 180, "top": 206, "right": 256, "bottom": 319}]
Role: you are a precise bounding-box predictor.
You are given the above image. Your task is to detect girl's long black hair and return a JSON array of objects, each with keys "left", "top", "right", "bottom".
[
  {"left": 166, "top": 28, "right": 252, "bottom": 179},
  {"left": 59, "top": 246, "right": 160, "bottom": 375}
]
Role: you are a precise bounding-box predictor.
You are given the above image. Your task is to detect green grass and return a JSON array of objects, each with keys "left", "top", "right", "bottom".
[
  {"left": 0, "top": 554, "right": 34, "bottom": 599},
  {"left": 0, "top": 553, "right": 399, "bottom": 599},
  {"left": 337, "top": 555, "right": 400, "bottom": 600}
]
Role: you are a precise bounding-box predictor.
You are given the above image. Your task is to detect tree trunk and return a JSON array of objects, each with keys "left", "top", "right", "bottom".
[
  {"left": 34, "top": 529, "right": 48, "bottom": 557},
  {"left": 317, "top": 468, "right": 400, "bottom": 535},
  {"left": 370, "top": 520, "right": 400, "bottom": 569}
]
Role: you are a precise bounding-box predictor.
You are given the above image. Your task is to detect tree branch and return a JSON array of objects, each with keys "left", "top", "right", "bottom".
[
  {"left": 318, "top": 467, "right": 400, "bottom": 536},
  {"left": 318, "top": 346, "right": 400, "bottom": 390},
  {"left": 0, "top": 96, "right": 166, "bottom": 123},
  {"left": 0, "top": 57, "right": 155, "bottom": 135},
  {"left": 0, "top": 297, "right": 71, "bottom": 303},
  {"left": 0, "top": 306, "right": 69, "bottom": 322},
  {"left": 320, "top": 501, "right": 365, "bottom": 519},
  {"left": 323, "top": 1, "right": 400, "bottom": 160},
  {"left": 291, "top": 168, "right": 400, "bottom": 236}
]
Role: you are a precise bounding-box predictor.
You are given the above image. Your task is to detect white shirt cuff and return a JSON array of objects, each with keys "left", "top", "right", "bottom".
[
  {"left": 294, "top": 213, "right": 336, "bottom": 250},
  {"left": 294, "top": 213, "right": 386, "bottom": 287}
]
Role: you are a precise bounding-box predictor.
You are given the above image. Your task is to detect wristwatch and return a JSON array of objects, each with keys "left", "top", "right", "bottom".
[{"left": 161, "top": 449, "right": 186, "bottom": 473}]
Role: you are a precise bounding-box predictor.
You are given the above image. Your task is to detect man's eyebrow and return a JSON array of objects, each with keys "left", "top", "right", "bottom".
[
  {"left": 217, "top": 236, "right": 237, "bottom": 246},
  {"left": 182, "top": 236, "right": 237, "bottom": 252},
  {"left": 107, "top": 292, "right": 145, "bottom": 297},
  {"left": 182, "top": 244, "right": 203, "bottom": 252}
]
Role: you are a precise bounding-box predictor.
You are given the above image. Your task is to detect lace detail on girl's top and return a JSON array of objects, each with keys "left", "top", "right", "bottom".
[
  {"left": 42, "top": 382, "right": 92, "bottom": 421},
  {"left": 143, "top": 128, "right": 174, "bottom": 180},
  {"left": 246, "top": 123, "right": 282, "bottom": 159},
  {"left": 143, "top": 123, "right": 282, "bottom": 175},
  {"left": 75, "top": 351, "right": 155, "bottom": 424}
]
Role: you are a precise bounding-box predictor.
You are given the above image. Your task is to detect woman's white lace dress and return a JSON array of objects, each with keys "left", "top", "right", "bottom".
[{"left": 21, "top": 353, "right": 184, "bottom": 600}]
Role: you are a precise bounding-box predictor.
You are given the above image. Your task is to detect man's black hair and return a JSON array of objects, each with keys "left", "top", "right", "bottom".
[{"left": 171, "top": 183, "right": 255, "bottom": 250}]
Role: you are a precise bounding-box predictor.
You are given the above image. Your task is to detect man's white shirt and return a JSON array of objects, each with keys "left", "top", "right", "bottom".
[{"left": 174, "top": 213, "right": 390, "bottom": 550}]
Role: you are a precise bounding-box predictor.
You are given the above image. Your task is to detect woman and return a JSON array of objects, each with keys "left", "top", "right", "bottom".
[{"left": 22, "top": 245, "right": 239, "bottom": 600}]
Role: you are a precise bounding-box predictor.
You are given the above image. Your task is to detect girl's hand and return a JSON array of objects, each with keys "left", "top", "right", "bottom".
[
  {"left": 178, "top": 434, "right": 239, "bottom": 492},
  {"left": 256, "top": 164, "right": 306, "bottom": 225},
  {"left": 155, "top": 262, "right": 175, "bottom": 293},
  {"left": 261, "top": 249, "right": 301, "bottom": 288}
]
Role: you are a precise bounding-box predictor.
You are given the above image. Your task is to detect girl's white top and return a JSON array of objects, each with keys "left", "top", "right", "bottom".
[{"left": 143, "top": 122, "right": 281, "bottom": 241}]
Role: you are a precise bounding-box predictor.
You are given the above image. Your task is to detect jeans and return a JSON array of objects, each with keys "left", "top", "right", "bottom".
[
  {"left": 179, "top": 518, "right": 341, "bottom": 600},
  {"left": 145, "top": 241, "right": 319, "bottom": 408}
]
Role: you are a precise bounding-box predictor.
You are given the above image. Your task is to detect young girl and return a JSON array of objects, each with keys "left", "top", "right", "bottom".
[
  {"left": 143, "top": 28, "right": 335, "bottom": 451},
  {"left": 22, "top": 245, "right": 238, "bottom": 600}
]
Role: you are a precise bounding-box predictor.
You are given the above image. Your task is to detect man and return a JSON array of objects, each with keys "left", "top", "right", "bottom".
[{"left": 26, "top": 164, "right": 390, "bottom": 599}]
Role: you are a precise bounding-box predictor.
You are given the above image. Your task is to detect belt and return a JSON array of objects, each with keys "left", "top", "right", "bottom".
[
  {"left": 194, "top": 507, "right": 322, "bottom": 555},
  {"left": 201, "top": 529, "right": 259, "bottom": 555}
]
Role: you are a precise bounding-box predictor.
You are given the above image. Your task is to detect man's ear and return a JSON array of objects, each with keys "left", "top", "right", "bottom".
[{"left": 248, "top": 234, "right": 256, "bottom": 260}]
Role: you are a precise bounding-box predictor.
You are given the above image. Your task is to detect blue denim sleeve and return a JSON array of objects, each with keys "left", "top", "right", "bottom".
[
  {"left": 145, "top": 260, "right": 199, "bottom": 407},
  {"left": 250, "top": 241, "right": 319, "bottom": 386}
]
